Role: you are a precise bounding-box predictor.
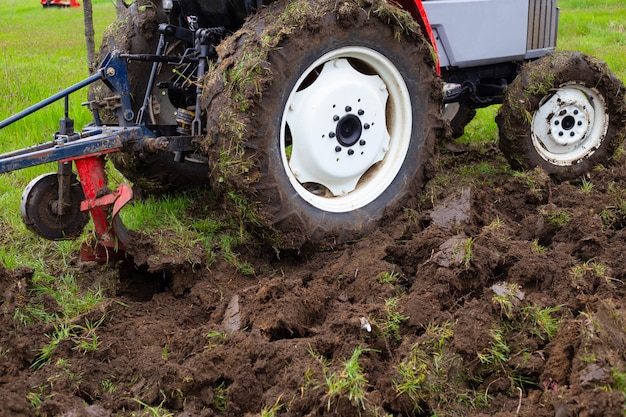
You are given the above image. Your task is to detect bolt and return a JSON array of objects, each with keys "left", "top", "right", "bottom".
[
  {"left": 359, "top": 140, "right": 366, "bottom": 146},
  {"left": 348, "top": 149, "right": 354, "bottom": 155},
  {"left": 574, "top": 109, "right": 579, "bottom": 115},
  {"left": 333, "top": 115, "right": 340, "bottom": 121},
  {"left": 555, "top": 120, "right": 560, "bottom": 126},
  {"left": 578, "top": 121, "right": 583, "bottom": 126},
  {"left": 570, "top": 132, "right": 575, "bottom": 137},
  {"left": 358, "top": 109, "right": 364, "bottom": 116},
  {"left": 345, "top": 106, "right": 352, "bottom": 112},
  {"left": 329, "top": 132, "right": 336, "bottom": 138},
  {"left": 106, "top": 67, "right": 116, "bottom": 76},
  {"left": 559, "top": 131, "right": 564, "bottom": 136},
  {"left": 335, "top": 146, "right": 342, "bottom": 152},
  {"left": 364, "top": 123, "right": 370, "bottom": 130}
]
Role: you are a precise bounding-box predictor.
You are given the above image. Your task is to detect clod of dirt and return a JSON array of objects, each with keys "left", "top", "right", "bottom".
[
  {"left": 431, "top": 233, "right": 470, "bottom": 267},
  {"left": 222, "top": 294, "right": 242, "bottom": 332},
  {"left": 430, "top": 187, "right": 472, "bottom": 230}
]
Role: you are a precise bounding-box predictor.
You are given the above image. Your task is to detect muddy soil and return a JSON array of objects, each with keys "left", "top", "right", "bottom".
[{"left": 2, "top": 142, "right": 626, "bottom": 416}]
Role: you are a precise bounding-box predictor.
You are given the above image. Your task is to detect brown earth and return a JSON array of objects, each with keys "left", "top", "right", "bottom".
[{"left": 2, "top": 138, "right": 626, "bottom": 416}]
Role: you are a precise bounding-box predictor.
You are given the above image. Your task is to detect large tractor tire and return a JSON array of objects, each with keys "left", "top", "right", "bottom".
[
  {"left": 497, "top": 51, "right": 626, "bottom": 180},
  {"left": 202, "top": 0, "right": 441, "bottom": 249},
  {"left": 89, "top": 0, "right": 211, "bottom": 194}
]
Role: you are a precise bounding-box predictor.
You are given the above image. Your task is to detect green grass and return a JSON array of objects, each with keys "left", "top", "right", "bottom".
[
  {"left": 0, "top": 0, "right": 117, "bottom": 151},
  {"left": 557, "top": 0, "right": 626, "bottom": 77}
]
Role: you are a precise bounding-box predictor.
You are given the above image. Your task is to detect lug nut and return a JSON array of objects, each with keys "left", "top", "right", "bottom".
[
  {"left": 358, "top": 109, "right": 364, "bottom": 116},
  {"left": 348, "top": 149, "right": 354, "bottom": 155},
  {"left": 364, "top": 123, "right": 370, "bottom": 130},
  {"left": 335, "top": 146, "right": 342, "bottom": 152},
  {"left": 359, "top": 140, "right": 366, "bottom": 146},
  {"left": 329, "top": 132, "right": 336, "bottom": 138},
  {"left": 333, "top": 115, "right": 340, "bottom": 121},
  {"left": 345, "top": 106, "right": 352, "bottom": 112}
]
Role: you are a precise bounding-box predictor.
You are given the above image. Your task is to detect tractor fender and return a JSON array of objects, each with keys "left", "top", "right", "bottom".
[{"left": 391, "top": 0, "right": 439, "bottom": 74}]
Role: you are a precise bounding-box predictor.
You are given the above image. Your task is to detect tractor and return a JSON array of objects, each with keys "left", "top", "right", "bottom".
[{"left": 1, "top": 0, "right": 625, "bottom": 259}]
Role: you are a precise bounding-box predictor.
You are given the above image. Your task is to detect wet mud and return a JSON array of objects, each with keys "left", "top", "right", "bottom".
[{"left": 2, "top": 143, "right": 626, "bottom": 416}]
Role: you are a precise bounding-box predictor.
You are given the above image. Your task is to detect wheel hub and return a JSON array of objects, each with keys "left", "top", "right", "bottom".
[
  {"left": 542, "top": 89, "right": 592, "bottom": 147},
  {"left": 336, "top": 113, "right": 363, "bottom": 147},
  {"left": 285, "top": 58, "right": 389, "bottom": 196},
  {"left": 532, "top": 85, "right": 608, "bottom": 165}
]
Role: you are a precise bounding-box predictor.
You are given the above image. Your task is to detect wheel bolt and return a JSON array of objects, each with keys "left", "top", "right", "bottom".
[
  {"left": 345, "top": 106, "right": 352, "bottom": 112},
  {"left": 570, "top": 132, "right": 575, "bottom": 137},
  {"left": 358, "top": 109, "right": 364, "bottom": 116},
  {"left": 359, "top": 140, "right": 366, "bottom": 146},
  {"left": 559, "top": 132, "right": 564, "bottom": 136},
  {"left": 555, "top": 120, "right": 560, "bottom": 126},
  {"left": 335, "top": 146, "right": 341, "bottom": 152},
  {"left": 333, "top": 115, "right": 340, "bottom": 121},
  {"left": 578, "top": 121, "right": 583, "bottom": 126},
  {"left": 348, "top": 149, "right": 354, "bottom": 155},
  {"left": 364, "top": 123, "right": 370, "bottom": 130},
  {"left": 574, "top": 110, "right": 579, "bottom": 115},
  {"left": 329, "top": 132, "right": 336, "bottom": 138}
]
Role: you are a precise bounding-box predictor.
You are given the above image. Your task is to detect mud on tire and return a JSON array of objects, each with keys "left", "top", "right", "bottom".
[
  {"left": 202, "top": 0, "right": 442, "bottom": 249},
  {"left": 497, "top": 51, "right": 626, "bottom": 180}
]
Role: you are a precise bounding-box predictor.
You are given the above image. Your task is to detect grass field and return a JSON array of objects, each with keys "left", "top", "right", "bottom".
[{"left": 0, "top": 0, "right": 624, "bottom": 278}]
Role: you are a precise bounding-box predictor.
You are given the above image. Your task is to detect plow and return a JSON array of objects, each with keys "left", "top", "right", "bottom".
[{"left": 0, "top": 28, "right": 209, "bottom": 260}]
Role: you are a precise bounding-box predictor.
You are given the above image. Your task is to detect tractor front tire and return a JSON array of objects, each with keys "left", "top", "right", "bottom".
[
  {"left": 497, "top": 51, "right": 626, "bottom": 180},
  {"left": 203, "top": 0, "right": 441, "bottom": 249}
]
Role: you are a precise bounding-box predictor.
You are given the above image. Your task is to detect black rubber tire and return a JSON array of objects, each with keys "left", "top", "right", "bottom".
[
  {"left": 203, "top": 0, "right": 441, "bottom": 249},
  {"left": 89, "top": 0, "right": 211, "bottom": 195},
  {"left": 497, "top": 51, "right": 626, "bottom": 180},
  {"left": 20, "top": 173, "right": 89, "bottom": 240},
  {"left": 444, "top": 102, "right": 476, "bottom": 139}
]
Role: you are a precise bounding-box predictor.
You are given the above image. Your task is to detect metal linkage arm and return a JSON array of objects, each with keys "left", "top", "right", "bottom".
[{"left": 0, "top": 126, "right": 154, "bottom": 173}]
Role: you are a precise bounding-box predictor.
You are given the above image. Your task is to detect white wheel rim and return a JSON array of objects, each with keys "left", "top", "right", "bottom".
[
  {"left": 531, "top": 84, "right": 608, "bottom": 166},
  {"left": 281, "top": 46, "right": 412, "bottom": 213}
]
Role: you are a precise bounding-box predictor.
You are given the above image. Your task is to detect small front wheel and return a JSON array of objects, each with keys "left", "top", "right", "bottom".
[
  {"left": 497, "top": 51, "right": 626, "bottom": 179},
  {"left": 21, "top": 173, "right": 88, "bottom": 240}
]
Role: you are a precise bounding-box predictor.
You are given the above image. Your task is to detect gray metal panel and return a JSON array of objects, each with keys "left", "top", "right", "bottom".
[
  {"left": 527, "top": 0, "right": 558, "bottom": 50},
  {"left": 423, "top": 0, "right": 530, "bottom": 69}
]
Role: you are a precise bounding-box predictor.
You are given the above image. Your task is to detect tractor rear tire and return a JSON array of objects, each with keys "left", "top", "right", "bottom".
[
  {"left": 89, "top": 0, "right": 211, "bottom": 195},
  {"left": 203, "top": 0, "right": 441, "bottom": 249},
  {"left": 497, "top": 51, "right": 626, "bottom": 180}
]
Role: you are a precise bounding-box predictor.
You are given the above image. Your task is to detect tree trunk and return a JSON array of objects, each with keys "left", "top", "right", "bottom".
[
  {"left": 83, "top": 0, "right": 96, "bottom": 73},
  {"left": 116, "top": 0, "right": 126, "bottom": 16}
]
